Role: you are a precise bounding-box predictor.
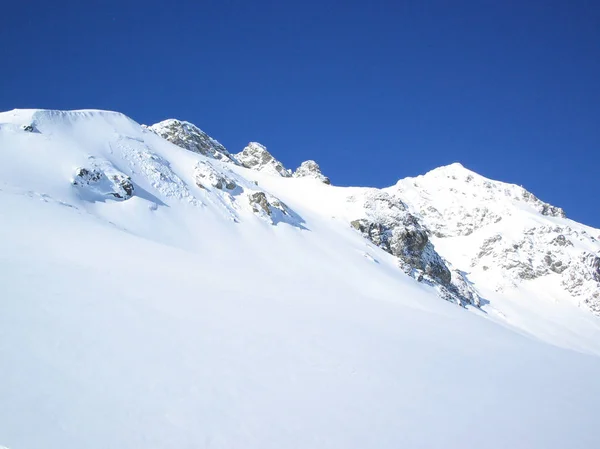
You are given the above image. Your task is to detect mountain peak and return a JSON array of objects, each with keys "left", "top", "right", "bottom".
[
  {"left": 424, "top": 161, "right": 480, "bottom": 179},
  {"left": 147, "top": 119, "right": 235, "bottom": 163},
  {"left": 293, "top": 160, "right": 330, "bottom": 184},
  {"left": 235, "top": 142, "right": 292, "bottom": 177}
]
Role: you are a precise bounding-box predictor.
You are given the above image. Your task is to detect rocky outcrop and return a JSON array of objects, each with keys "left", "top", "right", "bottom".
[
  {"left": 72, "top": 165, "right": 134, "bottom": 200},
  {"left": 467, "top": 224, "right": 600, "bottom": 314},
  {"left": 348, "top": 190, "right": 479, "bottom": 307},
  {"left": 194, "top": 161, "right": 236, "bottom": 190},
  {"left": 522, "top": 190, "right": 566, "bottom": 218},
  {"left": 293, "top": 160, "right": 330, "bottom": 184},
  {"left": 235, "top": 142, "right": 291, "bottom": 177},
  {"left": 248, "top": 191, "right": 291, "bottom": 220},
  {"left": 351, "top": 218, "right": 452, "bottom": 285},
  {"left": 561, "top": 252, "right": 600, "bottom": 315},
  {"left": 147, "top": 119, "right": 235, "bottom": 163},
  {"left": 384, "top": 162, "right": 600, "bottom": 315}
]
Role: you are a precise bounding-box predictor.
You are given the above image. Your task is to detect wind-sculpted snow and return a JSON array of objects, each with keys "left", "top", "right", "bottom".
[{"left": 118, "top": 136, "right": 203, "bottom": 206}]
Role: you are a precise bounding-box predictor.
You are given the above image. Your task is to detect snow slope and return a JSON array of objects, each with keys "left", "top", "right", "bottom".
[
  {"left": 388, "top": 163, "right": 600, "bottom": 351},
  {"left": 1, "top": 109, "right": 600, "bottom": 449}
]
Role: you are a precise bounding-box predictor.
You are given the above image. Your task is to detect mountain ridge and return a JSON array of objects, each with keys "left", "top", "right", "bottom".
[
  {"left": 141, "top": 109, "right": 598, "bottom": 317},
  {"left": 2, "top": 108, "right": 597, "bottom": 318},
  {"left": 2, "top": 107, "right": 600, "bottom": 449}
]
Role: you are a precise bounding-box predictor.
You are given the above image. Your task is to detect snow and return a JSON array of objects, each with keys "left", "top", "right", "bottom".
[
  {"left": 387, "top": 162, "right": 600, "bottom": 347},
  {"left": 1, "top": 109, "right": 600, "bottom": 449}
]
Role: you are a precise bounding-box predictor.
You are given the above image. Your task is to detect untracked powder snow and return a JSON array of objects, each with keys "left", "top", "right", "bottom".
[{"left": 1, "top": 109, "right": 599, "bottom": 449}]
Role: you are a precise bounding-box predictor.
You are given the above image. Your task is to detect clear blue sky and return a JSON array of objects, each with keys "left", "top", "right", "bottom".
[{"left": 2, "top": 0, "right": 598, "bottom": 226}]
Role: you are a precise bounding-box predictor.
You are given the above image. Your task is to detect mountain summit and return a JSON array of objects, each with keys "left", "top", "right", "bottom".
[{"left": 1, "top": 108, "right": 599, "bottom": 449}]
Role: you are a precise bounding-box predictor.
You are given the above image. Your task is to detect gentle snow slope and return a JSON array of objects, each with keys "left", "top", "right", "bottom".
[{"left": 1, "top": 109, "right": 600, "bottom": 449}]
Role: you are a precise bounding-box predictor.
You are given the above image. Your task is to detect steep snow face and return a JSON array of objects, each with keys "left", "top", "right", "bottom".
[
  {"left": 2, "top": 109, "right": 600, "bottom": 449},
  {"left": 147, "top": 119, "right": 235, "bottom": 163},
  {"left": 293, "top": 160, "right": 330, "bottom": 184},
  {"left": 235, "top": 142, "right": 292, "bottom": 177},
  {"left": 387, "top": 162, "right": 600, "bottom": 316}
]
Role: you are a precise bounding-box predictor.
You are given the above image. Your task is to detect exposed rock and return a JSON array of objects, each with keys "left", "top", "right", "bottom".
[
  {"left": 235, "top": 142, "right": 291, "bottom": 177},
  {"left": 446, "top": 269, "right": 481, "bottom": 307},
  {"left": 472, "top": 228, "right": 574, "bottom": 283},
  {"left": 351, "top": 218, "right": 451, "bottom": 286},
  {"left": 293, "top": 160, "right": 330, "bottom": 184},
  {"left": 147, "top": 119, "right": 235, "bottom": 163},
  {"left": 73, "top": 166, "right": 134, "bottom": 200},
  {"left": 561, "top": 253, "right": 600, "bottom": 315},
  {"left": 385, "top": 163, "right": 600, "bottom": 315},
  {"left": 193, "top": 161, "right": 236, "bottom": 190},
  {"left": 551, "top": 235, "right": 573, "bottom": 247},
  {"left": 347, "top": 190, "right": 478, "bottom": 306},
  {"left": 248, "top": 191, "right": 290, "bottom": 219},
  {"left": 249, "top": 192, "right": 271, "bottom": 215},
  {"left": 21, "top": 124, "right": 34, "bottom": 132},
  {"left": 544, "top": 252, "right": 567, "bottom": 274},
  {"left": 476, "top": 234, "right": 503, "bottom": 259},
  {"left": 522, "top": 190, "right": 566, "bottom": 217}
]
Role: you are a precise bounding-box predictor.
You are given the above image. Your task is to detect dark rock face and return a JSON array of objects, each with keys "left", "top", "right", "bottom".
[
  {"left": 21, "top": 124, "right": 34, "bottom": 132},
  {"left": 74, "top": 167, "right": 102, "bottom": 183},
  {"left": 115, "top": 176, "right": 134, "bottom": 198},
  {"left": 347, "top": 190, "right": 481, "bottom": 306},
  {"left": 249, "top": 192, "right": 272, "bottom": 216},
  {"left": 350, "top": 218, "right": 451, "bottom": 286}
]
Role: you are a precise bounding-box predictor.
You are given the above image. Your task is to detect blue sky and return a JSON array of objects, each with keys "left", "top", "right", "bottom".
[{"left": 2, "top": 0, "right": 598, "bottom": 226}]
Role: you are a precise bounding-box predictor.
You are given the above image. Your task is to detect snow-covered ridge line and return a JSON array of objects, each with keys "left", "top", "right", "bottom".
[
  {"left": 2, "top": 107, "right": 600, "bottom": 448},
  {"left": 1, "top": 107, "right": 599, "bottom": 317}
]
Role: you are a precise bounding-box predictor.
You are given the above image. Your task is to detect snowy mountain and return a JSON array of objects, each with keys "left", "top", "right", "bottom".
[
  {"left": 1, "top": 109, "right": 600, "bottom": 449},
  {"left": 388, "top": 163, "right": 600, "bottom": 317}
]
